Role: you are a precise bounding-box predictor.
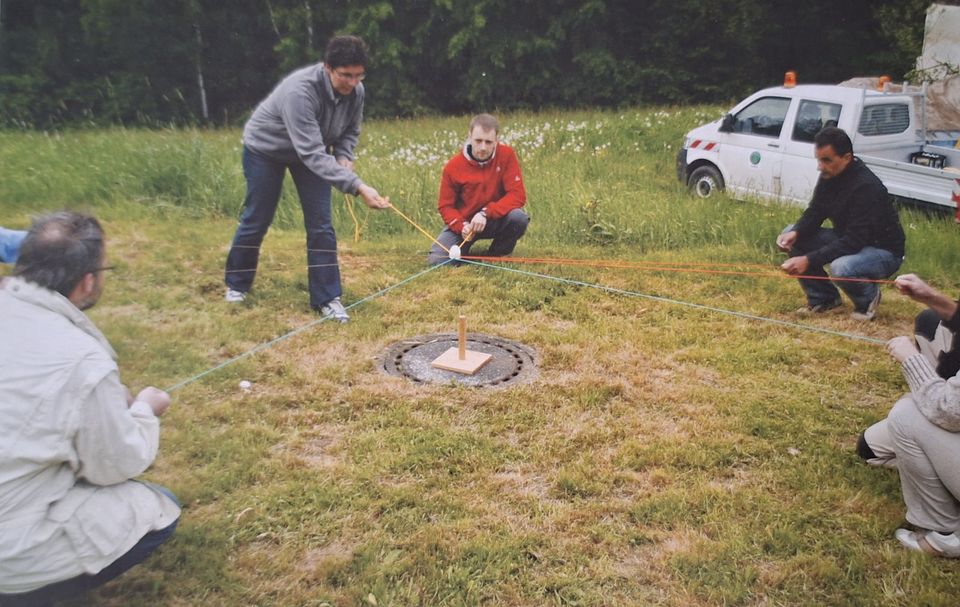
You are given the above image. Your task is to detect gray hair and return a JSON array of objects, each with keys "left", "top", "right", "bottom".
[{"left": 13, "top": 211, "right": 104, "bottom": 297}]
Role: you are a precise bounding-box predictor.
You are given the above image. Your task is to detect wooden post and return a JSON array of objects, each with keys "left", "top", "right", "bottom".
[{"left": 431, "top": 313, "right": 493, "bottom": 375}]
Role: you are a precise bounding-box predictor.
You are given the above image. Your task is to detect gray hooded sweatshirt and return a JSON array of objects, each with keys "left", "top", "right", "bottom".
[{"left": 242, "top": 63, "right": 364, "bottom": 194}]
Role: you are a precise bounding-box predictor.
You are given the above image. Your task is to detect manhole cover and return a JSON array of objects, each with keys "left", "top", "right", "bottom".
[{"left": 380, "top": 333, "right": 538, "bottom": 388}]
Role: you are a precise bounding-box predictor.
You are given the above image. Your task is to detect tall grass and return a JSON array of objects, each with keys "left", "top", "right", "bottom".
[{"left": 2, "top": 108, "right": 953, "bottom": 283}]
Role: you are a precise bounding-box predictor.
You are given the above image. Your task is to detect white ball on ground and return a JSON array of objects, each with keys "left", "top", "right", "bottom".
[
  {"left": 449, "top": 245, "right": 461, "bottom": 260},
  {"left": 239, "top": 380, "right": 252, "bottom": 390}
]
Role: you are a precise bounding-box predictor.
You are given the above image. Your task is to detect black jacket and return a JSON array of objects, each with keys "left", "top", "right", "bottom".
[{"left": 793, "top": 158, "right": 906, "bottom": 268}]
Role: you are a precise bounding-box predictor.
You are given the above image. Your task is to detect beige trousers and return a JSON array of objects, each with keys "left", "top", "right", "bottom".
[{"left": 864, "top": 321, "right": 960, "bottom": 532}]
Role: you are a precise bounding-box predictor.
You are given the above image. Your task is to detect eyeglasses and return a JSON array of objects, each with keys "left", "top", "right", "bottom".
[
  {"left": 92, "top": 265, "right": 115, "bottom": 274},
  {"left": 333, "top": 69, "right": 366, "bottom": 82}
]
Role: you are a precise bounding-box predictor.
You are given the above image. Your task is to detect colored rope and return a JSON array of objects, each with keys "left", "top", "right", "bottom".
[
  {"left": 229, "top": 244, "right": 342, "bottom": 254},
  {"left": 466, "top": 255, "right": 775, "bottom": 270},
  {"left": 226, "top": 264, "right": 341, "bottom": 275},
  {"left": 461, "top": 259, "right": 887, "bottom": 345},
  {"left": 388, "top": 203, "right": 449, "bottom": 253},
  {"left": 343, "top": 193, "right": 366, "bottom": 243},
  {"left": 164, "top": 261, "right": 450, "bottom": 393},
  {"left": 462, "top": 255, "right": 897, "bottom": 285}
]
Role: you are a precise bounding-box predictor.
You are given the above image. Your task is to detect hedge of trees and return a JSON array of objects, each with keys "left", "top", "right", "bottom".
[{"left": 0, "top": 0, "right": 933, "bottom": 127}]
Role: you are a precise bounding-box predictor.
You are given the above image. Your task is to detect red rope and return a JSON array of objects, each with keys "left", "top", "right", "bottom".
[{"left": 461, "top": 255, "right": 897, "bottom": 285}]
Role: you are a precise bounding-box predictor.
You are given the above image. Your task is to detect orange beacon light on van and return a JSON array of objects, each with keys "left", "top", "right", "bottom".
[{"left": 784, "top": 71, "right": 797, "bottom": 88}]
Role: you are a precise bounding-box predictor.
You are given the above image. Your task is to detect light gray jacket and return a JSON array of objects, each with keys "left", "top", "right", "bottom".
[
  {"left": 0, "top": 278, "right": 180, "bottom": 593},
  {"left": 902, "top": 353, "right": 960, "bottom": 431},
  {"left": 243, "top": 63, "right": 365, "bottom": 194}
]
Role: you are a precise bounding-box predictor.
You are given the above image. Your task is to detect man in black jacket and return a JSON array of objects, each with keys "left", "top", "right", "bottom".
[{"left": 776, "top": 127, "right": 905, "bottom": 320}]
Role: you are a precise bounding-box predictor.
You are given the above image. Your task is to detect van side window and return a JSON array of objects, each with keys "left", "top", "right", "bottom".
[
  {"left": 732, "top": 97, "right": 791, "bottom": 138},
  {"left": 858, "top": 103, "right": 911, "bottom": 136},
  {"left": 791, "top": 100, "right": 842, "bottom": 143}
]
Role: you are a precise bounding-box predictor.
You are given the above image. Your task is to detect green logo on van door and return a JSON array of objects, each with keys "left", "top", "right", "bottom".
[{"left": 749, "top": 151, "right": 762, "bottom": 165}]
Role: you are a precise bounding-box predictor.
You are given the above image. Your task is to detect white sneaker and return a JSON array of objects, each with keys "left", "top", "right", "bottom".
[
  {"left": 895, "top": 528, "right": 960, "bottom": 558},
  {"left": 225, "top": 288, "right": 247, "bottom": 303},
  {"left": 318, "top": 297, "right": 349, "bottom": 323},
  {"left": 851, "top": 289, "right": 881, "bottom": 321}
]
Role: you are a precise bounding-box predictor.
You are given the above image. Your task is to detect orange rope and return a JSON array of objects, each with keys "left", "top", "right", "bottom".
[
  {"left": 461, "top": 255, "right": 897, "bottom": 285},
  {"left": 458, "top": 255, "right": 775, "bottom": 270}
]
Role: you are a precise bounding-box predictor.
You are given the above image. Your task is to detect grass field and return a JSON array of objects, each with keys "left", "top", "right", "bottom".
[{"left": 2, "top": 108, "right": 959, "bottom": 606}]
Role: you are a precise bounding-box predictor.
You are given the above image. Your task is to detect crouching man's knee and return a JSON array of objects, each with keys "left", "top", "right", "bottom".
[
  {"left": 828, "top": 256, "right": 856, "bottom": 278},
  {"left": 858, "top": 418, "right": 900, "bottom": 468},
  {"left": 504, "top": 209, "right": 530, "bottom": 236},
  {"left": 856, "top": 431, "right": 878, "bottom": 461},
  {"left": 887, "top": 396, "right": 925, "bottom": 438}
]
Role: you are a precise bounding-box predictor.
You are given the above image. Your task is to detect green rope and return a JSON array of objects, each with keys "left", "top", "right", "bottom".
[{"left": 164, "top": 261, "right": 450, "bottom": 393}]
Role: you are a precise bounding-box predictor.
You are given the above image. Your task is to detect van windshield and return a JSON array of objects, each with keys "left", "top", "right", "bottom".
[{"left": 731, "top": 97, "right": 791, "bottom": 138}]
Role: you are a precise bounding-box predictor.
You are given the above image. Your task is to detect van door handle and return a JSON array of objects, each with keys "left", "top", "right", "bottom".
[{"left": 767, "top": 143, "right": 780, "bottom": 148}]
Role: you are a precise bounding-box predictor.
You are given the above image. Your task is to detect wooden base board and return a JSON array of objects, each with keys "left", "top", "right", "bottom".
[{"left": 430, "top": 347, "right": 493, "bottom": 375}]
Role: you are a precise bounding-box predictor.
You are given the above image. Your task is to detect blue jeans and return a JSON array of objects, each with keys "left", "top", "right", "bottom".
[
  {"left": 427, "top": 209, "right": 530, "bottom": 265},
  {"left": 0, "top": 228, "right": 27, "bottom": 264},
  {"left": 225, "top": 147, "right": 340, "bottom": 309},
  {"left": 783, "top": 225, "right": 902, "bottom": 311},
  {"left": 0, "top": 485, "right": 179, "bottom": 607}
]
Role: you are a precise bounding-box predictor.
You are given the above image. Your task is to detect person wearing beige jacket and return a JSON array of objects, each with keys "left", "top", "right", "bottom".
[
  {"left": 0, "top": 212, "right": 180, "bottom": 604},
  {"left": 858, "top": 274, "right": 960, "bottom": 558}
]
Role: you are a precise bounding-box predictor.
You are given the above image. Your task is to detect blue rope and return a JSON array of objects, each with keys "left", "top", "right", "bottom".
[
  {"left": 164, "top": 261, "right": 450, "bottom": 392},
  {"left": 462, "top": 259, "right": 887, "bottom": 345}
]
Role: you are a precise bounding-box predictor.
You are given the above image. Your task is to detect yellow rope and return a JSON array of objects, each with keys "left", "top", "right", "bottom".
[
  {"left": 343, "top": 194, "right": 364, "bottom": 243},
  {"left": 388, "top": 202, "right": 450, "bottom": 253}
]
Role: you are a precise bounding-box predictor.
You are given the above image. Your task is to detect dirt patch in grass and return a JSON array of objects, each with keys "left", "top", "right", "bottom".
[
  {"left": 295, "top": 437, "right": 342, "bottom": 470},
  {"left": 298, "top": 539, "right": 359, "bottom": 573},
  {"left": 492, "top": 467, "right": 551, "bottom": 499},
  {"left": 272, "top": 424, "right": 347, "bottom": 470}
]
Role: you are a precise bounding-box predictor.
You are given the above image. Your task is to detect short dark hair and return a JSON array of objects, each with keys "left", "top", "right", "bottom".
[
  {"left": 814, "top": 126, "right": 853, "bottom": 156},
  {"left": 13, "top": 211, "right": 104, "bottom": 297},
  {"left": 468, "top": 113, "right": 500, "bottom": 135},
  {"left": 324, "top": 35, "right": 369, "bottom": 69}
]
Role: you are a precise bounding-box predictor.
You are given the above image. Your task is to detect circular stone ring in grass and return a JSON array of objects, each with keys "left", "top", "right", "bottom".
[{"left": 379, "top": 333, "right": 538, "bottom": 388}]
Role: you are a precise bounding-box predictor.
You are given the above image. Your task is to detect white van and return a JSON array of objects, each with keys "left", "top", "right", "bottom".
[{"left": 676, "top": 81, "right": 960, "bottom": 214}]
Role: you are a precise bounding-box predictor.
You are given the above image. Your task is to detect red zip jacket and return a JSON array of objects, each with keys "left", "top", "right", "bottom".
[{"left": 437, "top": 142, "right": 526, "bottom": 233}]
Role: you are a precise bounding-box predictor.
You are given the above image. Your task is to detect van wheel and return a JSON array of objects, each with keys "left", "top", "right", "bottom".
[{"left": 688, "top": 166, "right": 724, "bottom": 198}]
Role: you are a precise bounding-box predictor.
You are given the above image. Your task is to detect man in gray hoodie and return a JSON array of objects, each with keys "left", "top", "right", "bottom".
[{"left": 224, "top": 35, "right": 390, "bottom": 322}]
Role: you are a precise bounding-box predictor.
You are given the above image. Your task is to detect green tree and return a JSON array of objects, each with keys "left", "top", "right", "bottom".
[
  {"left": 0, "top": 0, "right": 937, "bottom": 126},
  {"left": 873, "top": 0, "right": 936, "bottom": 81}
]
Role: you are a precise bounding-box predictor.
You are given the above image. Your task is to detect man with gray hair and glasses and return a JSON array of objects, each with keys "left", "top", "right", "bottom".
[{"left": 0, "top": 211, "right": 180, "bottom": 604}]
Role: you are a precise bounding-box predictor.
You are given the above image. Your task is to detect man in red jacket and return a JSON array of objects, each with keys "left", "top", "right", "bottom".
[{"left": 427, "top": 114, "right": 530, "bottom": 265}]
